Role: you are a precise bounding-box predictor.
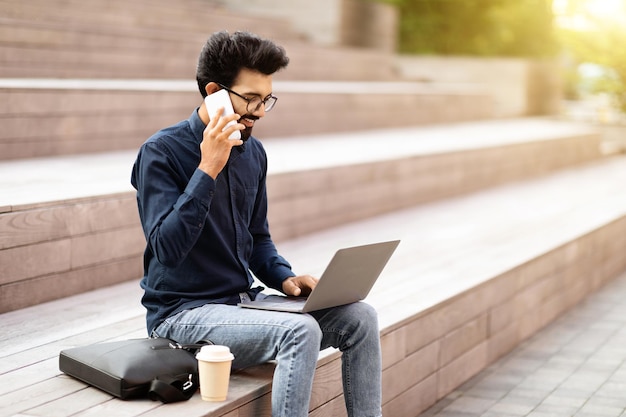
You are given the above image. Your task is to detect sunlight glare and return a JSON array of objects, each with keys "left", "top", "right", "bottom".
[
  {"left": 585, "top": 0, "right": 624, "bottom": 19},
  {"left": 554, "top": 0, "right": 626, "bottom": 29}
]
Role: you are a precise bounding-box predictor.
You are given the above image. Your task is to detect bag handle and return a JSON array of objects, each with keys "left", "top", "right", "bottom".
[
  {"left": 155, "top": 339, "right": 213, "bottom": 354},
  {"left": 147, "top": 338, "right": 213, "bottom": 402},
  {"left": 148, "top": 374, "right": 196, "bottom": 403}
]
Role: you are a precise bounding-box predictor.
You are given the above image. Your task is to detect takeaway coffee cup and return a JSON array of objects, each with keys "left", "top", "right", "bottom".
[{"left": 196, "top": 345, "right": 235, "bottom": 401}]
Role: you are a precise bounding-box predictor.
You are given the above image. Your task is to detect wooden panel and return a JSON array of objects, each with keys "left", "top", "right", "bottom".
[
  {"left": 0, "top": 195, "right": 139, "bottom": 250},
  {"left": 0, "top": 89, "right": 197, "bottom": 114},
  {"left": 24, "top": 386, "right": 114, "bottom": 417},
  {"left": 309, "top": 395, "right": 348, "bottom": 417},
  {"left": 310, "top": 357, "right": 343, "bottom": 410},
  {"left": 0, "top": 376, "right": 89, "bottom": 417},
  {"left": 255, "top": 93, "right": 493, "bottom": 139},
  {"left": 437, "top": 341, "right": 489, "bottom": 399},
  {"left": 0, "top": 195, "right": 144, "bottom": 311},
  {"left": 382, "top": 373, "right": 438, "bottom": 417},
  {"left": 487, "top": 321, "right": 521, "bottom": 364},
  {"left": 67, "top": 197, "right": 140, "bottom": 235},
  {"left": 0, "top": 256, "right": 143, "bottom": 314},
  {"left": 380, "top": 327, "right": 406, "bottom": 370},
  {"left": 382, "top": 341, "right": 439, "bottom": 403},
  {"left": 404, "top": 290, "right": 494, "bottom": 356},
  {"left": 235, "top": 392, "right": 272, "bottom": 417},
  {"left": 0, "top": 111, "right": 187, "bottom": 141},
  {"left": 440, "top": 315, "right": 488, "bottom": 367},
  {"left": 0, "top": 89, "right": 198, "bottom": 159},
  {"left": 0, "top": 205, "right": 71, "bottom": 250},
  {"left": 0, "top": 239, "right": 71, "bottom": 285},
  {"left": 70, "top": 226, "right": 144, "bottom": 269}
]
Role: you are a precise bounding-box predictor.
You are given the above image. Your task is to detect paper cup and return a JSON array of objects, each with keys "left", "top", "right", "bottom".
[{"left": 196, "top": 345, "right": 234, "bottom": 401}]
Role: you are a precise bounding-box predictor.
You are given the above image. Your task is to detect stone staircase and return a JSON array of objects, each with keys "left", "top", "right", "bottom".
[
  {"left": 1, "top": 1, "right": 625, "bottom": 416},
  {"left": 0, "top": 0, "right": 492, "bottom": 160}
]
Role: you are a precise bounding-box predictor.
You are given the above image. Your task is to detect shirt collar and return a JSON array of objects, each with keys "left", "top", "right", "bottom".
[{"left": 190, "top": 108, "right": 205, "bottom": 144}]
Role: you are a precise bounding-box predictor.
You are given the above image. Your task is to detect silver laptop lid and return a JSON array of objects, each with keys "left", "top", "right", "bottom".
[{"left": 302, "top": 240, "right": 400, "bottom": 312}]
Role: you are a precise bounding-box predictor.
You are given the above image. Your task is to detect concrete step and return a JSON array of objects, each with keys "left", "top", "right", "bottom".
[
  {"left": 0, "top": 118, "right": 604, "bottom": 313},
  {"left": 0, "top": 79, "right": 492, "bottom": 160},
  {"left": 0, "top": 0, "right": 301, "bottom": 43},
  {"left": 0, "top": 0, "right": 399, "bottom": 81}
]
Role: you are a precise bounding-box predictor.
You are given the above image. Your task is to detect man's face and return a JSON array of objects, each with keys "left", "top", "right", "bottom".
[{"left": 227, "top": 68, "right": 274, "bottom": 142}]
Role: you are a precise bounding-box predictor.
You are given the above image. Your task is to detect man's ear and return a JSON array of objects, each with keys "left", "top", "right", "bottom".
[{"left": 205, "top": 82, "right": 220, "bottom": 96}]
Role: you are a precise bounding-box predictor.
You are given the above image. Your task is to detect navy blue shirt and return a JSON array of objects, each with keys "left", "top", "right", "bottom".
[{"left": 131, "top": 109, "right": 294, "bottom": 333}]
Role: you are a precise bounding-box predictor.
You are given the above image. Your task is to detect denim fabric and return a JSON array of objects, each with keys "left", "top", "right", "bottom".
[{"left": 154, "top": 299, "right": 382, "bottom": 417}]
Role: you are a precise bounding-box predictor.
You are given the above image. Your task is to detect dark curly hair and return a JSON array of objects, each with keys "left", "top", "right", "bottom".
[{"left": 196, "top": 31, "right": 290, "bottom": 98}]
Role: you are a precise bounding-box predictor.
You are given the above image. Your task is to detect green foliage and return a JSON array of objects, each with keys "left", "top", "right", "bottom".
[
  {"left": 368, "top": 0, "right": 626, "bottom": 113},
  {"left": 376, "top": 0, "right": 558, "bottom": 57},
  {"left": 559, "top": 21, "right": 626, "bottom": 112}
]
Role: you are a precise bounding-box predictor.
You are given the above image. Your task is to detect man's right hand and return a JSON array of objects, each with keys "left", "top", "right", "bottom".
[
  {"left": 282, "top": 275, "right": 319, "bottom": 297},
  {"left": 198, "top": 107, "right": 244, "bottom": 179}
]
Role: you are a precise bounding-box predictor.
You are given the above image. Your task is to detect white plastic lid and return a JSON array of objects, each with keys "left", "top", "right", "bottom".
[{"left": 196, "top": 345, "right": 235, "bottom": 362}]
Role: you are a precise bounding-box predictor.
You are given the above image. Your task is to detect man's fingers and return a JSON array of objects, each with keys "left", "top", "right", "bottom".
[
  {"left": 208, "top": 107, "right": 224, "bottom": 127},
  {"left": 282, "top": 277, "right": 302, "bottom": 296},
  {"left": 285, "top": 279, "right": 302, "bottom": 296},
  {"left": 282, "top": 275, "right": 320, "bottom": 297},
  {"left": 209, "top": 110, "right": 243, "bottom": 140}
]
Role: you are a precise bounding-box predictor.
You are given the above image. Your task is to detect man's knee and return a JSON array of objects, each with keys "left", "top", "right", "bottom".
[
  {"left": 348, "top": 302, "right": 379, "bottom": 332},
  {"left": 292, "top": 314, "right": 323, "bottom": 346},
  {"left": 340, "top": 302, "right": 381, "bottom": 348},
  {"left": 275, "top": 314, "right": 322, "bottom": 364},
  {"left": 353, "top": 302, "right": 378, "bottom": 322}
]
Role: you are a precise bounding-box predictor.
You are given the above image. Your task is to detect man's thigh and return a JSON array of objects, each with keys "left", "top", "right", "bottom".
[
  {"left": 154, "top": 303, "right": 322, "bottom": 369},
  {"left": 311, "top": 301, "right": 379, "bottom": 350}
]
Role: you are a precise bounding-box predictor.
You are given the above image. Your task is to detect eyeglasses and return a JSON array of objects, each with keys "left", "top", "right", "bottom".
[{"left": 217, "top": 83, "right": 278, "bottom": 113}]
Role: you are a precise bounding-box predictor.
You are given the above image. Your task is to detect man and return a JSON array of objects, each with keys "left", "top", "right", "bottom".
[{"left": 131, "top": 31, "right": 382, "bottom": 417}]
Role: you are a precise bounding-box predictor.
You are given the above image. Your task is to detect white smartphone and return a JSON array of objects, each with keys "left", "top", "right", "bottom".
[{"left": 204, "top": 89, "right": 241, "bottom": 140}]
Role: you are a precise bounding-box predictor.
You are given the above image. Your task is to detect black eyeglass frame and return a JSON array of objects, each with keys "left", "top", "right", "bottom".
[{"left": 217, "top": 83, "right": 278, "bottom": 113}]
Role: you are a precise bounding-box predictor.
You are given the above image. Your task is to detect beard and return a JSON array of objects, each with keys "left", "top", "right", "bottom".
[
  {"left": 239, "top": 114, "right": 259, "bottom": 142},
  {"left": 240, "top": 125, "right": 253, "bottom": 142}
]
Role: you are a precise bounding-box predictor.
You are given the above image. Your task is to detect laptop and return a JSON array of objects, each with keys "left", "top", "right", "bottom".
[{"left": 238, "top": 240, "right": 400, "bottom": 313}]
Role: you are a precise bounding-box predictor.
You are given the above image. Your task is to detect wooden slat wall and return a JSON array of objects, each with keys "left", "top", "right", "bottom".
[
  {"left": 0, "top": 88, "right": 198, "bottom": 159},
  {"left": 0, "top": 85, "right": 494, "bottom": 160},
  {"left": 266, "top": 131, "right": 603, "bottom": 241},
  {"left": 0, "top": 123, "right": 604, "bottom": 313},
  {"left": 379, "top": 217, "right": 626, "bottom": 415},
  {"left": 0, "top": 0, "right": 398, "bottom": 81},
  {"left": 0, "top": 193, "right": 144, "bottom": 313},
  {"left": 0, "top": 0, "right": 493, "bottom": 160}
]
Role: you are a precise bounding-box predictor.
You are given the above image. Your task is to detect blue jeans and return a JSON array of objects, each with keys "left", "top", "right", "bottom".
[{"left": 153, "top": 299, "right": 382, "bottom": 417}]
